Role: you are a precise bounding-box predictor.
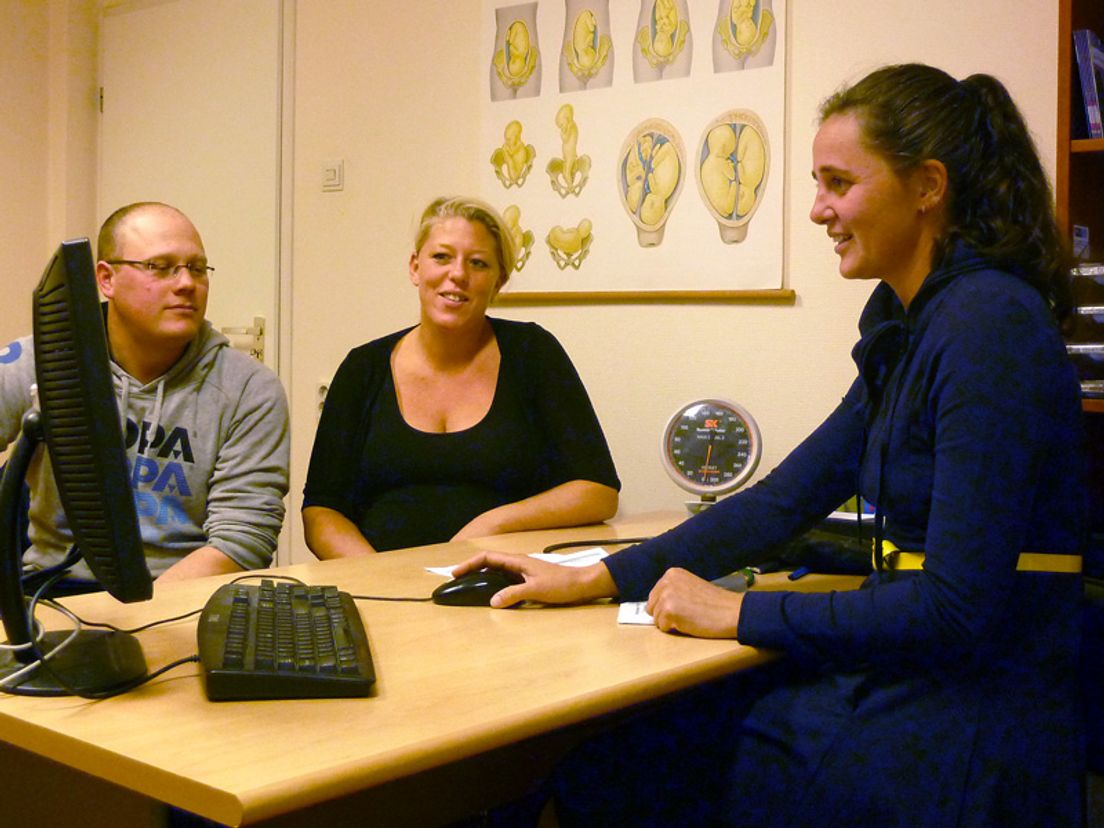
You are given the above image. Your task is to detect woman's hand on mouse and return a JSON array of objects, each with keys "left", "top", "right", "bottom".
[
  {"left": 451, "top": 551, "right": 619, "bottom": 608},
  {"left": 645, "top": 567, "right": 743, "bottom": 639}
]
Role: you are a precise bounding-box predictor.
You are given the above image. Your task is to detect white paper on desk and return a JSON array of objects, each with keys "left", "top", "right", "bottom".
[
  {"left": 426, "top": 546, "right": 610, "bottom": 578},
  {"left": 825, "top": 510, "right": 874, "bottom": 523},
  {"left": 538, "top": 547, "right": 610, "bottom": 567},
  {"left": 617, "top": 602, "right": 654, "bottom": 625}
]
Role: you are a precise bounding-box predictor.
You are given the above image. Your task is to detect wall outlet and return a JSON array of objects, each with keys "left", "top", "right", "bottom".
[{"left": 322, "top": 160, "right": 344, "bottom": 192}]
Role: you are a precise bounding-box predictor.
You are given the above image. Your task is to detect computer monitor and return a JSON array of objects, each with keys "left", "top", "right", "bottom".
[{"left": 0, "top": 238, "right": 153, "bottom": 696}]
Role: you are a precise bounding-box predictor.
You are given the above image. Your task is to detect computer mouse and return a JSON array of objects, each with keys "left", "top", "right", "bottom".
[{"left": 431, "top": 567, "right": 524, "bottom": 607}]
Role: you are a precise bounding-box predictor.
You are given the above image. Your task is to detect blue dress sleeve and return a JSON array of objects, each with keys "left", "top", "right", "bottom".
[
  {"left": 605, "top": 379, "right": 866, "bottom": 598},
  {"left": 737, "top": 281, "right": 1084, "bottom": 669}
]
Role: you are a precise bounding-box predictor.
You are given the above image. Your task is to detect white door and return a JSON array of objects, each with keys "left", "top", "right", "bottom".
[{"left": 99, "top": 0, "right": 283, "bottom": 369}]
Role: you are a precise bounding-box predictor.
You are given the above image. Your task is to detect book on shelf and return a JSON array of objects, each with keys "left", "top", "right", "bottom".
[
  {"left": 1074, "top": 28, "right": 1104, "bottom": 140},
  {"left": 1073, "top": 265, "right": 1104, "bottom": 306},
  {"left": 1069, "top": 304, "right": 1104, "bottom": 345},
  {"left": 1068, "top": 343, "right": 1104, "bottom": 390},
  {"left": 1075, "top": 225, "right": 1091, "bottom": 259}
]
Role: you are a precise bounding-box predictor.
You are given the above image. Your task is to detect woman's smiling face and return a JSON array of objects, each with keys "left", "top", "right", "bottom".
[
  {"left": 409, "top": 216, "right": 503, "bottom": 331},
  {"left": 809, "top": 112, "right": 935, "bottom": 304}
]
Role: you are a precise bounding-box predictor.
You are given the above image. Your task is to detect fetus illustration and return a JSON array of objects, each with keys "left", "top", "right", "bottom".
[
  {"left": 490, "top": 120, "right": 535, "bottom": 189},
  {"left": 695, "top": 110, "right": 770, "bottom": 243},
  {"left": 642, "top": 142, "right": 680, "bottom": 225},
  {"left": 634, "top": 0, "right": 692, "bottom": 81},
  {"left": 735, "top": 123, "right": 767, "bottom": 215},
  {"left": 701, "top": 125, "right": 740, "bottom": 217},
  {"left": 618, "top": 119, "right": 686, "bottom": 246},
  {"left": 490, "top": 4, "right": 541, "bottom": 101},
  {"left": 713, "top": 0, "right": 776, "bottom": 72},
  {"left": 546, "top": 104, "right": 591, "bottom": 197},
  {"left": 502, "top": 204, "right": 535, "bottom": 271},
  {"left": 623, "top": 133, "right": 652, "bottom": 214},
  {"left": 546, "top": 218, "right": 594, "bottom": 270},
  {"left": 561, "top": 3, "right": 613, "bottom": 90}
]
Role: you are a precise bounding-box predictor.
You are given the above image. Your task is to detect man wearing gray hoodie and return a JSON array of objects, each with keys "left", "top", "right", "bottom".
[{"left": 0, "top": 202, "right": 289, "bottom": 585}]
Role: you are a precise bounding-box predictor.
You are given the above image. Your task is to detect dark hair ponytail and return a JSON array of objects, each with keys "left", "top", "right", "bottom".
[{"left": 820, "top": 64, "right": 1073, "bottom": 325}]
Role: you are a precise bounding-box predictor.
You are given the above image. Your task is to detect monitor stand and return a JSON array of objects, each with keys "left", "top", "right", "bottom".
[{"left": 0, "top": 411, "right": 146, "bottom": 697}]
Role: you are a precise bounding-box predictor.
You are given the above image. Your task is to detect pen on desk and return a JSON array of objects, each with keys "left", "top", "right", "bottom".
[{"left": 788, "top": 566, "right": 812, "bottom": 581}]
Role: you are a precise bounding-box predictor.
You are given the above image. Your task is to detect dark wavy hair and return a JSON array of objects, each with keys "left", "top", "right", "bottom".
[{"left": 819, "top": 64, "right": 1073, "bottom": 325}]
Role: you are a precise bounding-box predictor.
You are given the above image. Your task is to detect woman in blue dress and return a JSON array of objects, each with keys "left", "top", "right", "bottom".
[{"left": 456, "top": 64, "right": 1086, "bottom": 826}]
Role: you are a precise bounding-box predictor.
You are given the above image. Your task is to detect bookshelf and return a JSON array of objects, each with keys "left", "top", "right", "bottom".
[
  {"left": 1060, "top": 2, "right": 1104, "bottom": 591},
  {"left": 1057, "top": 1, "right": 1104, "bottom": 254},
  {"left": 1059, "top": 2, "right": 1104, "bottom": 422}
]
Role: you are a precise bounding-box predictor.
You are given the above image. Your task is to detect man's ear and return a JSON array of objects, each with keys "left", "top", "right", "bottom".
[{"left": 95, "top": 261, "right": 116, "bottom": 298}]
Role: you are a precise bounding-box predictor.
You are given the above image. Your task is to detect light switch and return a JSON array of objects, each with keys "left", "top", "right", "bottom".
[{"left": 322, "top": 160, "right": 344, "bottom": 192}]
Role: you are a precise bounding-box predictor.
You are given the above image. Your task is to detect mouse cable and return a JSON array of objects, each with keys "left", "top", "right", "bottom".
[
  {"left": 220, "top": 573, "right": 431, "bottom": 603},
  {"left": 350, "top": 594, "right": 432, "bottom": 603},
  {"left": 36, "top": 573, "right": 313, "bottom": 638},
  {"left": 540, "top": 536, "right": 652, "bottom": 554},
  {"left": 65, "top": 604, "right": 203, "bottom": 635},
  {"left": 227, "top": 574, "right": 431, "bottom": 603}
]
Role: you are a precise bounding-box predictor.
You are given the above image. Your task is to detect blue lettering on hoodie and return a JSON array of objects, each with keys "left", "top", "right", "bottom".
[
  {"left": 0, "top": 341, "right": 22, "bottom": 364},
  {"left": 132, "top": 484, "right": 192, "bottom": 527},
  {"left": 127, "top": 419, "right": 195, "bottom": 463},
  {"left": 153, "top": 462, "right": 191, "bottom": 496},
  {"left": 127, "top": 420, "right": 196, "bottom": 526}
]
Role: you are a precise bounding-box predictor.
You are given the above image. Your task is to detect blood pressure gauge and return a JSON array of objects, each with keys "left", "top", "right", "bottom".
[{"left": 661, "top": 398, "right": 761, "bottom": 512}]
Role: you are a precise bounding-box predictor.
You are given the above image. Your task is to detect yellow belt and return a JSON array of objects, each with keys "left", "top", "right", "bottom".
[{"left": 879, "top": 539, "right": 1082, "bottom": 574}]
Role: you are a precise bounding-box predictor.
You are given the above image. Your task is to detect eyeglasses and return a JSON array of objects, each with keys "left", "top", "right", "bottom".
[{"left": 105, "top": 259, "right": 215, "bottom": 280}]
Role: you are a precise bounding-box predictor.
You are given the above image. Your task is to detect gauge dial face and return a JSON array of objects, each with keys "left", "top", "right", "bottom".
[{"left": 661, "top": 399, "right": 761, "bottom": 496}]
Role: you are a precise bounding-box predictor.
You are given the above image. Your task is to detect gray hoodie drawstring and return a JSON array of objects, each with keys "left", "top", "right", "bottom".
[
  {"left": 149, "top": 377, "right": 166, "bottom": 437},
  {"left": 116, "top": 374, "right": 130, "bottom": 432}
]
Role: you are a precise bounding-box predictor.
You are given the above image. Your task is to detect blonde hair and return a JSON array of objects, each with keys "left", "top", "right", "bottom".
[{"left": 414, "top": 196, "right": 517, "bottom": 287}]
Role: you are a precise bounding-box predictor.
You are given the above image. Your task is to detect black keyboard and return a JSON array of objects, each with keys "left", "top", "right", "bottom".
[{"left": 197, "top": 579, "right": 376, "bottom": 701}]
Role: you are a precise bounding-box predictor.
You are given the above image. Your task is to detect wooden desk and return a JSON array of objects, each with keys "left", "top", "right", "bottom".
[{"left": 0, "top": 512, "right": 861, "bottom": 826}]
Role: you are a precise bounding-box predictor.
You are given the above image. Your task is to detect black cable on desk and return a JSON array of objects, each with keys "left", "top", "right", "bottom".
[
  {"left": 540, "top": 537, "right": 652, "bottom": 554},
  {"left": 72, "top": 606, "right": 202, "bottom": 635},
  {"left": 41, "top": 655, "right": 203, "bottom": 701},
  {"left": 350, "top": 595, "right": 433, "bottom": 603},
  {"left": 4, "top": 572, "right": 203, "bottom": 700}
]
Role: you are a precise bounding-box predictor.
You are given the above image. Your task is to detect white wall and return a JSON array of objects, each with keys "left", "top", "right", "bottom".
[
  {"left": 5, "top": 0, "right": 1059, "bottom": 562},
  {"left": 46, "top": 0, "right": 99, "bottom": 251},
  {"left": 289, "top": 2, "right": 489, "bottom": 560},
  {"left": 1, "top": 1, "right": 49, "bottom": 348},
  {"left": 286, "top": 0, "right": 1058, "bottom": 561},
  {"left": 0, "top": 0, "right": 99, "bottom": 350}
]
